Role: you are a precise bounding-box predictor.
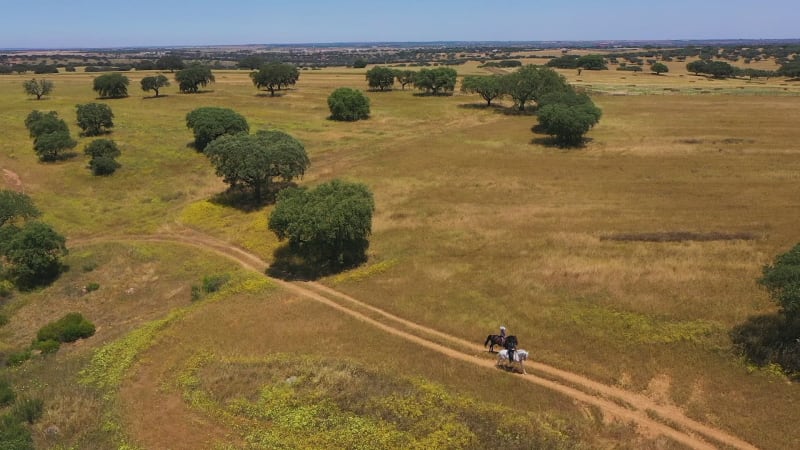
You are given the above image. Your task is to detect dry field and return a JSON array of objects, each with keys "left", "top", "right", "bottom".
[{"left": 0, "top": 60, "right": 799, "bottom": 449}]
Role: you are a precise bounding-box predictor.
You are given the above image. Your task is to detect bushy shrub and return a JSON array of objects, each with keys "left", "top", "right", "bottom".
[
  {"left": 0, "top": 380, "right": 15, "bottom": 406},
  {"left": 185, "top": 107, "right": 249, "bottom": 151},
  {"left": 12, "top": 398, "right": 43, "bottom": 424},
  {"left": 6, "top": 350, "right": 31, "bottom": 366},
  {"left": 0, "top": 281, "right": 13, "bottom": 298},
  {"left": 32, "top": 339, "right": 60, "bottom": 354},
  {"left": 202, "top": 274, "right": 229, "bottom": 293},
  {"left": 88, "top": 155, "right": 120, "bottom": 176},
  {"left": 85, "top": 282, "right": 100, "bottom": 292},
  {"left": 0, "top": 314, "right": 7, "bottom": 327},
  {"left": 0, "top": 414, "right": 33, "bottom": 450},
  {"left": 36, "top": 312, "right": 95, "bottom": 343},
  {"left": 327, "top": 88, "right": 370, "bottom": 121},
  {"left": 75, "top": 103, "right": 114, "bottom": 136},
  {"left": 190, "top": 285, "right": 202, "bottom": 302}
]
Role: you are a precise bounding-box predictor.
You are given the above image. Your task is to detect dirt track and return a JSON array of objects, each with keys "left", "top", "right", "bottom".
[{"left": 72, "top": 229, "right": 759, "bottom": 450}]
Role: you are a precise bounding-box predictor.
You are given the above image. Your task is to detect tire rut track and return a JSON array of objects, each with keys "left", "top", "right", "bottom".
[{"left": 71, "top": 231, "right": 758, "bottom": 450}]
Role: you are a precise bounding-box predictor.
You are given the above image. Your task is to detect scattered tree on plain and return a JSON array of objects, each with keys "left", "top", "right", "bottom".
[
  {"left": 140, "top": 74, "right": 170, "bottom": 97},
  {"left": 75, "top": 103, "right": 114, "bottom": 136},
  {"left": 238, "top": 54, "right": 266, "bottom": 70},
  {"left": 250, "top": 62, "right": 300, "bottom": 96},
  {"left": 651, "top": 62, "right": 669, "bottom": 75},
  {"left": 365, "top": 66, "right": 395, "bottom": 91},
  {"left": 204, "top": 130, "right": 309, "bottom": 202},
  {"left": 327, "top": 88, "right": 370, "bottom": 121},
  {"left": 24, "top": 110, "right": 76, "bottom": 162},
  {"left": 92, "top": 73, "right": 129, "bottom": 98},
  {"left": 268, "top": 179, "right": 374, "bottom": 270},
  {"left": 460, "top": 75, "right": 503, "bottom": 106},
  {"left": 22, "top": 78, "right": 54, "bottom": 100},
  {"left": 501, "top": 65, "right": 569, "bottom": 111},
  {"left": 394, "top": 69, "right": 416, "bottom": 90},
  {"left": 155, "top": 54, "right": 185, "bottom": 72},
  {"left": 185, "top": 107, "right": 249, "bottom": 151},
  {"left": 0, "top": 191, "right": 40, "bottom": 227},
  {"left": 576, "top": 54, "right": 607, "bottom": 70},
  {"left": 413, "top": 68, "right": 457, "bottom": 95},
  {"left": 352, "top": 59, "right": 368, "bottom": 69},
  {"left": 1, "top": 221, "right": 67, "bottom": 289},
  {"left": 535, "top": 88, "right": 601, "bottom": 147},
  {"left": 175, "top": 64, "right": 215, "bottom": 93},
  {"left": 84, "top": 139, "right": 121, "bottom": 176}
]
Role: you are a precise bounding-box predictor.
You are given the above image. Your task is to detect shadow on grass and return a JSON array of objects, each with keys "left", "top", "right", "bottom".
[
  {"left": 142, "top": 95, "right": 171, "bottom": 100},
  {"left": 255, "top": 92, "right": 286, "bottom": 98},
  {"left": 267, "top": 242, "right": 368, "bottom": 281},
  {"left": 730, "top": 312, "right": 800, "bottom": 380},
  {"left": 501, "top": 108, "right": 538, "bottom": 116},
  {"left": 411, "top": 92, "right": 454, "bottom": 97},
  {"left": 209, "top": 181, "right": 298, "bottom": 212},
  {"left": 456, "top": 103, "right": 505, "bottom": 111}
]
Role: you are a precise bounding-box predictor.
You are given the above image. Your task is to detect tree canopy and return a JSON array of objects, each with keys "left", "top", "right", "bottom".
[
  {"left": 175, "top": 64, "right": 215, "bottom": 93},
  {"left": 760, "top": 243, "right": 800, "bottom": 316},
  {"left": 24, "top": 110, "right": 76, "bottom": 162},
  {"left": 777, "top": 59, "right": 800, "bottom": 79},
  {"left": 327, "top": 88, "right": 370, "bottom": 121},
  {"left": 535, "top": 88, "right": 602, "bottom": 147},
  {"left": 651, "top": 62, "right": 669, "bottom": 75},
  {"left": 75, "top": 103, "right": 114, "bottom": 136},
  {"left": 501, "top": 65, "right": 569, "bottom": 111},
  {"left": 576, "top": 54, "right": 607, "bottom": 70},
  {"left": 155, "top": 54, "right": 185, "bottom": 72},
  {"left": 413, "top": 67, "right": 457, "bottom": 95},
  {"left": 268, "top": 179, "right": 374, "bottom": 269},
  {"left": 185, "top": 107, "right": 249, "bottom": 151},
  {"left": 1, "top": 221, "right": 67, "bottom": 289},
  {"left": 92, "top": 73, "right": 129, "bottom": 98},
  {"left": 140, "top": 74, "right": 170, "bottom": 97},
  {"left": 84, "top": 139, "right": 121, "bottom": 176},
  {"left": 460, "top": 75, "right": 503, "bottom": 106},
  {"left": 22, "top": 78, "right": 54, "bottom": 100},
  {"left": 365, "top": 66, "right": 395, "bottom": 91},
  {"left": 0, "top": 190, "right": 40, "bottom": 227},
  {"left": 250, "top": 62, "right": 300, "bottom": 96},
  {"left": 204, "top": 130, "right": 309, "bottom": 202},
  {"left": 394, "top": 69, "right": 416, "bottom": 90}
]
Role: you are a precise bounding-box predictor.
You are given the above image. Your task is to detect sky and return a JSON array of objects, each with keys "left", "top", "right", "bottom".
[{"left": 0, "top": 0, "right": 797, "bottom": 49}]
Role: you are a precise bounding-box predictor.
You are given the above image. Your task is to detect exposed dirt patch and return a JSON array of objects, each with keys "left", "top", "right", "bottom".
[{"left": 2, "top": 168, "right": 23, "bottom": 191}]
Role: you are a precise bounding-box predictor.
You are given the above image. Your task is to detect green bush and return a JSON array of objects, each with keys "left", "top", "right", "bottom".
[
  {"left": 190, "top": 285, "right": 202, "bottom": 302},
  {"left": 0, "top": 314, "right": 7, "bottom": 327},
  {"left": 11, "top": 398, "right": 43, "bottom": 424},
  {"left": 32, "top": 339, "right": 60, "bottom": 354},
  {"left": 202, "top": 274, "right": 229, "bottom": 293},
  {"left": 6, "top": 350, "right": 31, "bottom": 366},
  {"left": 0, "top": 380, "right": 15, "bottom": 406},
  {"left": 85, "top": 282, "right": 100, "bottom": 292},
  {"left": 0, "top": 280, "right": 13, "bottom": 298},
  {"left": 89, "top": 155, "right": 121, "bottom": 176},
  {"left": 0, "top": 415, "right": 33, "bottom": 450},
  {"left": 36, "top": 312, "right": 95, "bottom": 343},
  {"left": 327, "top": 88, "right": 370, "bottom": 121}
]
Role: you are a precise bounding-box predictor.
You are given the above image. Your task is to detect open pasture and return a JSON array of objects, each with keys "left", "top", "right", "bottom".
[{"left": 1, "top": 63, "right": 799, "bottom": 448}]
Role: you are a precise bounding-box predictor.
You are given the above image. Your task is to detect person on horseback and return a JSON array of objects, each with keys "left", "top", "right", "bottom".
[
  {"left": 504, "top": 334, "right": 517, "bottom": 364},
  {"left": 499, "top": 326, "right": 507, "bottom": 345}
]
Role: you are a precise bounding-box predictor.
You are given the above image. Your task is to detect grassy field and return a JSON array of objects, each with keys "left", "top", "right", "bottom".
[{"left": 1, "top": 61, "right": 799, "bottom": 448}]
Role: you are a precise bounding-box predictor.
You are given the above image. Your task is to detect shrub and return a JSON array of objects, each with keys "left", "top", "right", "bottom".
[
  {"left": 190, "top": 285, "right": 202, "bottom": 302},
  {"left": 88, "top": 155, "right": 120, "bottom": 176},
  {"left": 6, "top": 350, "right": 31, "bottom": 366},
  {"left": 0, "top": 314, "right": 7, "bottom": 327},
  {"left": 0, "top": 380, "right": 15, "bottom": 406},
  {"left": 36, "top": 312, "right": 95, "bottom": 343},
  {"left": 0, "top": 281, "right": 13, "bottom": 299},
  {"left": 31, "top": 339, "right": 60, "bottom": 354},
  {"left": 85, "top": 282, "right": 100, "bottom": 292},
  {"left": 327, "top": 88, "right": 370, "bottom": 121},
  {"left": 11, "top": 398, "right": 43, "bottom": 424},
  {"left": 202, "top": 274, "right": 229, "bottom": 293},
  {"left": 75, "top": 103, "right": 114, "bottom": 136},
  {"left": 0, "top": 415, "right": 33, "bottom": 450},
  {"left": 185, "top": 107, "right": 249, "bottom": 151}
]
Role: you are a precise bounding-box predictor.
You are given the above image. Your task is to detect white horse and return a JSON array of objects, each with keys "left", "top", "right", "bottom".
[{"left": 496, "top": 349, "right": 529, "bottom": 374}]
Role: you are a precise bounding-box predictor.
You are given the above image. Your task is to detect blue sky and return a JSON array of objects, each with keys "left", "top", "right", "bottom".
[{"left": 1, "top": 0, "right": 796, "bottom": 48}]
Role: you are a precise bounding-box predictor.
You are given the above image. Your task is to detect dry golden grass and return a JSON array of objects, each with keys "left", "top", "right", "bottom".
[{"left": 1, "top": 63, "right": 800, "bottom": 448}]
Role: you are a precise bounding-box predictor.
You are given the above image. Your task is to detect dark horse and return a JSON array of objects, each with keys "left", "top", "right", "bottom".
[{"left": 484, "top": 334, "right": 517, "bottom": 353}]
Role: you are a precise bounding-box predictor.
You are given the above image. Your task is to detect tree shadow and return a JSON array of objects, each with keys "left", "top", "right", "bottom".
[
  {"left": 142, "top": 95, "right": 170, "bottom": 100},
  {"left": 457, "top": 103, "right": 505, "bottom": 111},
  {"left": 209, "top": 181, "right": 297, "bottom": 212},
  {"left": 255, "top": 92, "right": 285, "bottom": 98},
  {"left": 500, "top": 108, "right": 538, "bottom": 116},
  {"left": 411, "top": 92, "right": 454, "bottom": 97},
  {"left": 267, "top": 240, "right": 368, "bottom": 281},
  {"left": 730, "top": 312, "right": 800, "bottom": 380}
]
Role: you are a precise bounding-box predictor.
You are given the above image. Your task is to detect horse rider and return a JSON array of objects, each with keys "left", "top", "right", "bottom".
[
  {"left": 499, "top": 326, "right": 506, "bottom": 345},
  {"left": 504, "top": 333, "right": 517, "bottom": 364}
]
